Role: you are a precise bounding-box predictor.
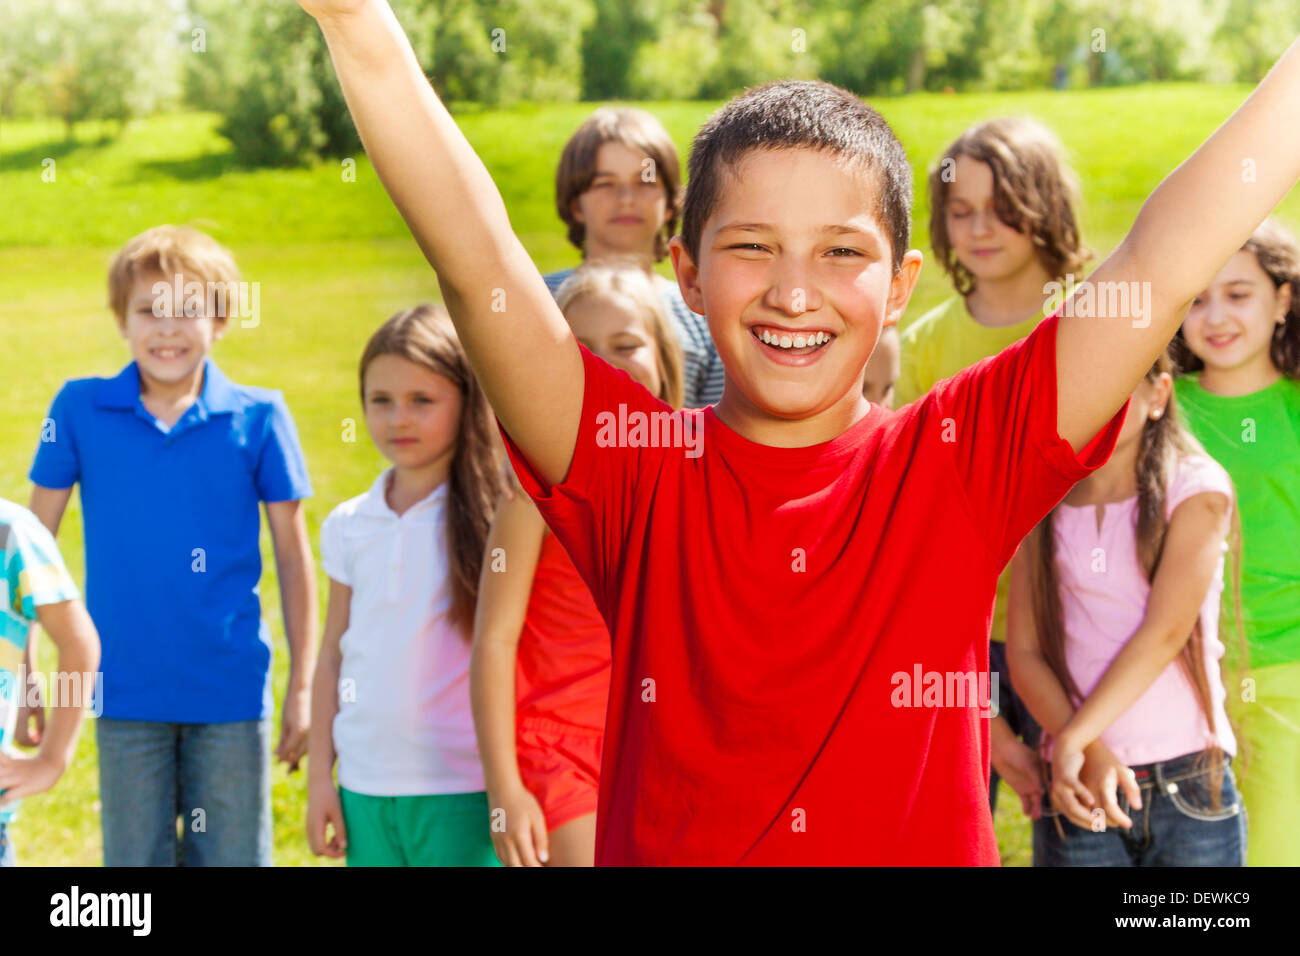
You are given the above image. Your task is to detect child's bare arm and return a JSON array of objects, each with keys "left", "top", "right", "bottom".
[
  {"left": 1056, "top": 492, "right": 1231, "bottom": 752},
  {"left": 307, "top": 577, "right": 349, "bottom": 786},
  {"left": 28, "top": 485, "right": 72, "bottom": 537},
  {"left": 1058, "top": 36, "right": 1300, "bottom": 452},
  {"left": 306, "top": 576, "right": 349, "bottom": 857},
  {"left": 1005, "top": 545, "right": 1076, "bottom": 739},
  {"left": 266, "top": 500, "right": 318, "bottom": 769},
  {"left": 302, "top": 0, "right": 582, "bottom": 485},
  {"left": 0, "top": 599, "right": 98, "bottom": 808},
  {"left": 470, "top": 492, "right": 546, "bottom": 797}
]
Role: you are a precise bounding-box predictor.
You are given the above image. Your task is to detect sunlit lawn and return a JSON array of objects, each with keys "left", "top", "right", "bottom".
[{"left": 0, "top": 81, "right": 1284, "bottom": 865}]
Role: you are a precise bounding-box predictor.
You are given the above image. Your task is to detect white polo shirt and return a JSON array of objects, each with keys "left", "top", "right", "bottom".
[{"left": 319, "top": 468, "right": 485, "bottom": 796}]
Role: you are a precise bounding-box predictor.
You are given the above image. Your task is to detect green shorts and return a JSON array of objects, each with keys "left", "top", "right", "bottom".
[{"left": 339, "top": 788, "right": 501, "bottom": 867}]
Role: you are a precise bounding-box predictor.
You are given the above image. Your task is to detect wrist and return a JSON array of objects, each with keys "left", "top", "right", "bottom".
[{"left": 34, "top": 747, "right": 70, "bottom": 775}]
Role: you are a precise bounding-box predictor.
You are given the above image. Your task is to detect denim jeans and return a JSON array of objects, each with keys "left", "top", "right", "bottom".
[
  {"left": 988, "top": 639, "right": 1042, "bottom": 813},
  {"left": 1033, "top": 749, "right": 1247, "bottom": 866},
  {"left": 0, "top": 823, "right": 13, "bottom": 867},
  {"left": 96, "top": 717, "right": 272, "bottom": 866}
]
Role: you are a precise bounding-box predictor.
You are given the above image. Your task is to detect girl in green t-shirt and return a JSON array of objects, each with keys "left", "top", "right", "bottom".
[{"left": 1172, "top": 217, "right": 1300, "bottom": 867}]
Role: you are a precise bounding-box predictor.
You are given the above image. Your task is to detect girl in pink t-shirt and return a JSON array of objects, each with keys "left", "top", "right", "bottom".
[{"left": 1007, "top": 349, "right": 1247, "bottom": 866}]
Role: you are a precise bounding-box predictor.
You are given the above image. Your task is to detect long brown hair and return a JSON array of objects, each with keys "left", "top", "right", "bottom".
[
  {"left": 1171, "top": 217, "right": 1300, "bottom": 380},
  {"left": 1023, "top": 350, "right": 1248, "bottom": 804},
  {"left": 359, "top": 305, "right": 504, "bottom": 637},
  {"left": 928, "top": 117, "right": 1091, "bottom": 297}
]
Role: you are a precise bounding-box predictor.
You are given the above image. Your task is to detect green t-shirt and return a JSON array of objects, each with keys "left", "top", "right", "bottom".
[{"left": 1173, "top": 373, "right": 1300, "bottom": 667}]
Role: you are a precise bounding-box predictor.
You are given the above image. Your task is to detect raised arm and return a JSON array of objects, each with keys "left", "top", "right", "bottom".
[
  {"left": 301, "top": 0, "right": 582, "bottom": 485},
  {"left": 1059, "top": 36, "right": 1300, "bottom": 452}
]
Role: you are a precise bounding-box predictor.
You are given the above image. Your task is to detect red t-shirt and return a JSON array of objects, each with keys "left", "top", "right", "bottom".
[
  {"left": 515, "top": 530, "right": 611, "bottom": 734},
  {"left": 500, "top": 311, "right": 1127, "bottom": 865}
]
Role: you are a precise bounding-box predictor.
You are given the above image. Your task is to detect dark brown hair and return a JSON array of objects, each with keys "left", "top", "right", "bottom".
[
  {"left": 679, "top": 80, "right": 913, "bottom": 273},
  {"left": 556, "top": 107, "right": 683, "bottom": 262},
  {"left": 1171, "top": 217, "right": 1300, "bottom": 379},
  {"left": 928, "top": 117, "right": 1091, "bottom": 297},
  {"left": 359, "top": 305, "right": 504, "bottom": 638},
  {"left": 1024, "top": 350, "right": 1247, "bottom": 806}
]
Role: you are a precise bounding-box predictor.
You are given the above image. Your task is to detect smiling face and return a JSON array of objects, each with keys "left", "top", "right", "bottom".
[
  {"left": 120, "top": 268, "right": 224, "bottom": 391},
  {"left": 1182, "top": 250, "right": 1289, "bottom": 378},
  {"left": 362, "top": 354, "right": 464, "bottom": 474},
  {"left": 944, "top": 156, "right": 1042, "bottom": 285},
  {"left": 571, "top": 142, "right": 670, "bottom": 260},
  {"left": 670, "top": 147, "right": 921, "bottom": 444},
  {"left": 563, "top": 290, "right": 664, "bottom": 398}
]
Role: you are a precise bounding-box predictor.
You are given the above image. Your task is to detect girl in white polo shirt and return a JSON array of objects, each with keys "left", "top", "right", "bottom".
[{"left": 306, "top": 304, "right": 504, "bottom": 866}]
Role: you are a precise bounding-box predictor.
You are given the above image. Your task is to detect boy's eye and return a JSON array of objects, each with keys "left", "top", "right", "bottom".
[
  {"left": 727, "top": 243, "right": 767, "bottom": 252},
  {"left": 1228, "top": 292, "right": 1250, "bottom": 301},
  {"left": 827, "top": 247, "right": 861, "bottom": 258},
  {"left": 950, "top": 209, "right": 971, "bottom": 218}
]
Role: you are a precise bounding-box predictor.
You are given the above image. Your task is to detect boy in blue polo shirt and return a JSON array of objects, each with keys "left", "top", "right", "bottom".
[{"left": 28, "top": 225, "right": 318, "bottom": 866}]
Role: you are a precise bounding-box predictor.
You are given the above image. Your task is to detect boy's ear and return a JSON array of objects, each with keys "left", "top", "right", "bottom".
[
  {"left": 569, "top": 196, "right": 585, "bottom": 225},
  {"left": 668, "top": 236, "right": 705, "bottom": 317},
  {"left": 884, "top": 249, "right": 924, "bottom": 327}
]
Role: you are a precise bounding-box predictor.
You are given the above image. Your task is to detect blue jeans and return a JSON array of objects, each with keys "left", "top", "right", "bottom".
[
  {"left": 1033, "top": 749, "right": 1247, "bottom": 866},
  {"left": 0, "top": 823, "right": 14, "bottom": 867},
  {"left": 96, "top": 717, "right": 272, "bottom": 866}
]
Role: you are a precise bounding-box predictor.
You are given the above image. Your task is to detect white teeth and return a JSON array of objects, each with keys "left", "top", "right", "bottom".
[{"left": 756, "top": 328, "right": 833, "bottom": 349}]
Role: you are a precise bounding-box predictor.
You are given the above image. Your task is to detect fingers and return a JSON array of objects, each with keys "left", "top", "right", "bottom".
[
  {"left": 533, "top": 812, "right": 550, "bottom": 865},
  {"left": 328, "top": 807, "right": 348, "bottom": 856},
  {"left": 1119, "top": 766, "right": 1143, "bottom": 811},
  {"left": 1051, "top": 780, "right": 1093, "bottom": 829}
]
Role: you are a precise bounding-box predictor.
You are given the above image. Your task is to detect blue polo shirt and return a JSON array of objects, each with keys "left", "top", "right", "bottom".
[{"left": 28, "top": 358, "right": 313, "bottom": 723}]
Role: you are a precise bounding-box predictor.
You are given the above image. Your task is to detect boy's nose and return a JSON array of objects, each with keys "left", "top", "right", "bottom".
[{"left": 766, "top": 267, "right": 821, "bottom": 316}]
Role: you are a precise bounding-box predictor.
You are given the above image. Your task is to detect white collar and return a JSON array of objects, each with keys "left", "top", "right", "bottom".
[{"left": 357, "top": 468, "right": 449, "bottom": 519}]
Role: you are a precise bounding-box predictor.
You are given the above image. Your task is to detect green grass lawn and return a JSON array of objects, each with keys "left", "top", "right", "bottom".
[{"left": 1, "top": 82, "right": 1292, "bottom": 866}]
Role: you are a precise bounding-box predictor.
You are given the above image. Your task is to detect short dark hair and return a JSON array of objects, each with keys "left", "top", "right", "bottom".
[{"left": 680, "top": 80, "right": 913, "bottom": 273}]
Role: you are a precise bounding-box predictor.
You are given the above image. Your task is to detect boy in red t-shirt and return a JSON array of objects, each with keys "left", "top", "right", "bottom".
[{"left": 300, "top": 0, "right": 1300, "bottom": 864}]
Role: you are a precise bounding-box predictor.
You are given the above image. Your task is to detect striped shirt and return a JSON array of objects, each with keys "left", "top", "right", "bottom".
[
  {"left": 544, "top": 268, "right": 725, "bottom": 408},
  {"left": 0, "top": 498, "right": 81, "bottom": 823}
]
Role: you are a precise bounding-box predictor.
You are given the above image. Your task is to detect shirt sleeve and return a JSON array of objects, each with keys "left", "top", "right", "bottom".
[
  {"left": 28, "top": 384, "right": 80, "bottom": 490},
  {"left": 924, "top": 309, "right": 1129, "bottom": 571},
  {"left": 254, "top": 392, "right": 313, "bottom": 503},
  {"left": 1166, "top": 454, "right": 1235, "bottom": 521},
  {"left": 497, "top": 345, "right": 669, "bottom": 612},
  {"left": 318, "top": 508, "right": 349, "bottom": 586},
  {"left": 4, "top": 511, "right": 80, "bottom": 622}
]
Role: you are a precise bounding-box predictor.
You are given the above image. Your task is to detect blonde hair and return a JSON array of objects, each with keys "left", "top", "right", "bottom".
[
  {"left": 555, "top": 264, "right": 685, "bottom": 409},
  {"left": 555, "top": 107, "right": 683, "bottom": 262},
  {"left": 108, "top": 225, "right": 240, "bottom": 324},
  {"left": 359, "top": 304, "right": 505, "bottom": 638},
  {"left": 928, "top": 117, "right": 1091, "bottom": 297}
]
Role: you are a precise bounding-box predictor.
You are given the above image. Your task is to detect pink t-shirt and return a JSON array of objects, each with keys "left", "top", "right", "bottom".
[{"left": 1051, "top": 453, "right": 1237, "bottom": 765}]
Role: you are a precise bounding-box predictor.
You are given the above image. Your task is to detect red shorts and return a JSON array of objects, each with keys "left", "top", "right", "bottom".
[{"left": 516, "top": 717, "right": 602, "bottom": 833}]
